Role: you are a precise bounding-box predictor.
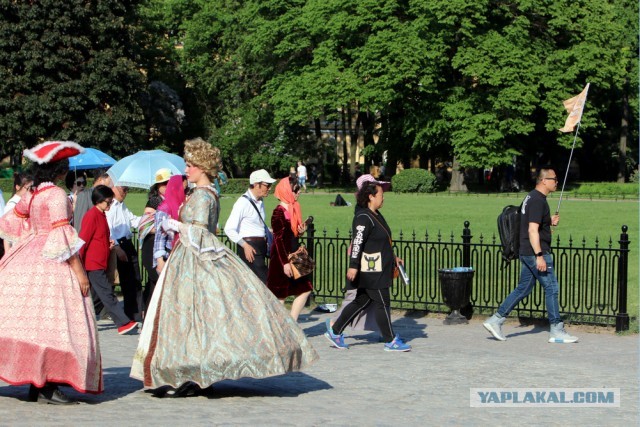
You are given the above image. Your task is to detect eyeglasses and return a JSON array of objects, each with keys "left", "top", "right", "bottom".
[
  {"left": 104, "top": 199, "right": 114, "bottom": 206},
  {"left": 259, "top": 183, "right": 272, "bottom": 189},
  {"left": 118, "top": 186, "right": 129, "bottom": 194},
  {"left": 544, "top": 177, "right": 558, "bottom": 182},
  {"left": 76, "top": 180, "right": 86, "bottom": 186}
]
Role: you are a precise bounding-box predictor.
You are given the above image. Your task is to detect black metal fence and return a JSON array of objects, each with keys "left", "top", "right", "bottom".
[
  {"left": 305, "top": 222, "right": 631, "bottom": 331},
  {"left": 134, "top": 222, "right": 631, "bottom": 331}
]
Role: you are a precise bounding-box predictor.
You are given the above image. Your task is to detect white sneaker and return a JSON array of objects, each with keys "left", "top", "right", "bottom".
[
  {"left": 548, "top": 322, "right": 578, "bottom": 343},
  {"left": 483, "top": 314, "right": 507, "bottom": 341}
]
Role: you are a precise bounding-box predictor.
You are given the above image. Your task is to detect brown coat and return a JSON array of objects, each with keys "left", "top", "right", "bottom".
[{"left": 266, "top": 205, "right": 312, "bottom": 299}]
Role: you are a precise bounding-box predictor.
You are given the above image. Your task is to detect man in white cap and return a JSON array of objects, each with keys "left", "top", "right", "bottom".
[{"left": 224, "top": 169, "right": 276, "bottom": 283}]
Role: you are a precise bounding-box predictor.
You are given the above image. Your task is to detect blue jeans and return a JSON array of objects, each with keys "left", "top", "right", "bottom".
[{"left": 497, "top": 254, "right": 561, "bottom": 325}]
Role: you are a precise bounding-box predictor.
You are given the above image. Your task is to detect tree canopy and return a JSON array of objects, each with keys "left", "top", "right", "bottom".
[
  {"left": 0, "top": 0, "right": 150, "bottom": 160},
  {"left": 0, "top": 0, "right": 636, "bottom": 183}
]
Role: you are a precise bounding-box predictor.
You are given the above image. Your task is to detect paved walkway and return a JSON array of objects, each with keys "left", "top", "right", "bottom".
[{"left": 0, "top": 312, "right": 637, "bottom": 426}]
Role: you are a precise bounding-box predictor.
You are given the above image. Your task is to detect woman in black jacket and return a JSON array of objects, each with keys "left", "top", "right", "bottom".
[{"left": 324, "top": 174, "right": 411, "bottom": 352}]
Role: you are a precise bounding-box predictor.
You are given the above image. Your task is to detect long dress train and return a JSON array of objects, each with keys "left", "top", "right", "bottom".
[{"left": 131, "top": 187, "right": 318, "bottom": 389}]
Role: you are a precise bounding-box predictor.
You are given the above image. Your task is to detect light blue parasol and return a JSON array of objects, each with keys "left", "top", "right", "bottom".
[{"left": 107, "top": 150, "right": 185, "bottom": 189}]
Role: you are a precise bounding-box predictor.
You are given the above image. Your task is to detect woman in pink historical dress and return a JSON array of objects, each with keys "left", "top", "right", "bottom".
[{"left": 0, "top": 141, "right": 102, "bottom": 405}]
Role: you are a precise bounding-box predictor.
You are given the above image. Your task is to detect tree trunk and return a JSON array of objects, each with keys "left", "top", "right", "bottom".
[
  {"left": 348, "top": 105, "right": 361, "bottom": 179},
  {"left": 340, "top": 107, "right": 349, "bottom": 184},
  {"left": 617, "top": 87, "right": 629, "bottom": 183},
  {"left": 314, "top": 117, "right": 324, "bottom": 187},
  {"left": 361, "top": 111, "right": 376, "bottom": 165},
  {"left": 449, "top": 156, "right": 468, "bottom": 192}
]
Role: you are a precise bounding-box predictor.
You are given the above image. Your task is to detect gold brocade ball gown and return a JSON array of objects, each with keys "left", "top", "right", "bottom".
[{"left": 131, "top": 187, "right": 318, "bottom": 390}]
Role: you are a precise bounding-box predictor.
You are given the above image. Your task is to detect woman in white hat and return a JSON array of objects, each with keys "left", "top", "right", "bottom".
[{"left": 0, "top": 141, "right": 102, "bottom": 404}]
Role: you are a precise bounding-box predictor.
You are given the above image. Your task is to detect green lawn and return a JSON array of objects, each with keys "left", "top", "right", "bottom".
[
  {"left": 121, "top": 190, "right": 638, "bottom": 317},
  {"left": 5, "top": 190, "right": 636, "bottom": 319}
]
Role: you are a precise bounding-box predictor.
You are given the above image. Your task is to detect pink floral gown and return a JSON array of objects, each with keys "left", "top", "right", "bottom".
[{"left": 0, "top": 183, "right": 102, "bottom": 394}]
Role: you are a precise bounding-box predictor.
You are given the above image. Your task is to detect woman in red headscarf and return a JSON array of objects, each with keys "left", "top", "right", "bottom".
[{"left": 266, "top": 177, "right": 312, "bottom": 321}]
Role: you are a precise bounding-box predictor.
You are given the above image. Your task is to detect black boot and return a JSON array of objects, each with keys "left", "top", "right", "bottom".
[{"left": 37, "top": 384, "right": 78, "bottom": 405}]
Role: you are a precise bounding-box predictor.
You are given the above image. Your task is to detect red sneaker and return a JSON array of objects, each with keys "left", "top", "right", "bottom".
[{"left": 118, "top": 321, "right": 138, "bottom": 335}]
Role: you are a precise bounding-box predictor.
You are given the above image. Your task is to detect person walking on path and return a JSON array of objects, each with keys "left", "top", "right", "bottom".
[
  {"left": 131, "top": 138, "right": 318, "bottom": 397},
  {"left": 296, "top": 161, "right": 307, "bottom": 192},
  {"left": 106, "top": 183, "right": 142, "bottom": 321},
  {"left": 483, "top": 167, "right": 578, "bottom": 344},
  {"left": 223, "top": 169, "right": 276, "bottom": 284},
  {"left": 79, "top": 185, "right": 139, "bottom": 336},
  {"left": 0, "top": 141, "right": 102, "bottom": 404},
  {"left": 266, "top": 177, "right": 312, "bottom": 321},
  {"left": 72, "top": 171, "right": 111, "bottom": 234},
  {"left": 325, "top": 174, "right": 411, "bottom": 352}
]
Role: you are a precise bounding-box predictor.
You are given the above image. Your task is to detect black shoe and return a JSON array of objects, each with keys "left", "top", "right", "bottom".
[
  {"left": 37, "top": 384, "right": 78, "bottom": 405},
  {"left": 28, "top": 385, "right": 40, "bottom": 402},
  {"left": 147, "top": 385, "right": 171, "bottom": 398},
  {"left": 171, "top": 381, "right": 201, "bottom": 398}
]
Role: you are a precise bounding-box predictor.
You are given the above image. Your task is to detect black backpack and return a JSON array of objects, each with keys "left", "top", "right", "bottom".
[{"left": 497, "top": 204, "right": 521, "bottom": 262}]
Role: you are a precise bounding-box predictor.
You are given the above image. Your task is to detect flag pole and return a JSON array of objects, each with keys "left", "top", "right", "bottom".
[
  {"left": 555, "top": 82, "right": 590, "bottom": 215},
  {"left": 555, "top": 121, "right": 581, "bottom": 215}
]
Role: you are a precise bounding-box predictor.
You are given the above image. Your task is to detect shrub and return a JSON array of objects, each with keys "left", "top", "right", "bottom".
[
  {"left": 223, "top": 178, "right": 250, "bottom": 194},
  {"left": 630, "top": 169, "right": 639, "bottom": 183},
  {"left": 572, "top": 182, "right": 639, "bottom": 196},
  {"left": 391, "top": 168, "right": 437, "bottom": 193}
]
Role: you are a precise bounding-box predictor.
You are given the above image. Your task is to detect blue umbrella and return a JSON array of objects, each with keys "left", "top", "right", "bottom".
[
  {"left": 107, "top": 150, "right": 185, "bottom": 189},
  {"left": 69, "top": 147, "right": 116, "bottom": 170}
]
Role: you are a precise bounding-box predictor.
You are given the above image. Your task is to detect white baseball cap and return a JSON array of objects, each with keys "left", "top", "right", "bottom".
[
  {"left": 356, "top": 174, "right": 390, "bottom": 191},
  {"left": 249, "top": 169, "right": 276, "bottom": 185}
]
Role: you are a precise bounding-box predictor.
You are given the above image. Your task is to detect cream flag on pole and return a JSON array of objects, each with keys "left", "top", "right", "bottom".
[{"left": 559, "top": 83, "right": 590, "bottom": 133}]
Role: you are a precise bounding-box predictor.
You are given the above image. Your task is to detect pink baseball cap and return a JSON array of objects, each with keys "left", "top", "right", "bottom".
[{"left": 356, "top": 174, "right": 390, "bottom": 191}]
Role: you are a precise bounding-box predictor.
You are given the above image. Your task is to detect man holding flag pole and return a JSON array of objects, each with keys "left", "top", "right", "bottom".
[{"left": 483, "top": 84, "right": 590, "bottom": 344}]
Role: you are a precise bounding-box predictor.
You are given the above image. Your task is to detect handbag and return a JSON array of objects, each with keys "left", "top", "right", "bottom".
[{"left": 288, "top": 246, "right": 315, "bottom": 280}]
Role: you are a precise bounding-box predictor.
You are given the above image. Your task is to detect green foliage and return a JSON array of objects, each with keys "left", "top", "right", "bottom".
[
  {"left": 1, "top": 0, "right": 637, "bottom": 184},
  {"left": 572, "top": 182, "right": 639, "bottom": 197},
  {"left": 0, "top": 0, "right": 148, "bottom": 159},
  {"left": 391, "top": 168, "right": 437, "bottom": 193},
  {"left": 221, "top": 178, "right": 250, "bottom": 194}
]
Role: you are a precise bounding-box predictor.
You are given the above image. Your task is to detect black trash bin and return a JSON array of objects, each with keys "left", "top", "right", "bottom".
[{"left": 438, "top": 267, "right": 474, "bottom": 325}]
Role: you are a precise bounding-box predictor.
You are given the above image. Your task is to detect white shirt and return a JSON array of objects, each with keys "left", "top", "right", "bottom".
[
  {"left": 224, "top": 190, "right": 266, "bottom": 244},
  {"left": 297, "top": 164, "right": 307, "bottom": 178},
  {"left": 2, "top": 194, "right": 17, "bottom": 216},
  {"left": 106, "top": 199, "right": 141, "bottom": 242}
]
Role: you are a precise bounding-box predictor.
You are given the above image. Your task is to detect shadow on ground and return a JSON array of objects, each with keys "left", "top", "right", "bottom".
[
  {"left": 301, "top": 311, "right": 428, "bottom": 346},
  {"left": 1, "top": 369, "right": 331, "bottom": 404}
]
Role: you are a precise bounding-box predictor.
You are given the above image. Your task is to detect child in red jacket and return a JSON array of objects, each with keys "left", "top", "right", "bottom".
[{"left": 79, "top": 185, "right": 138, "bottom": 335}]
